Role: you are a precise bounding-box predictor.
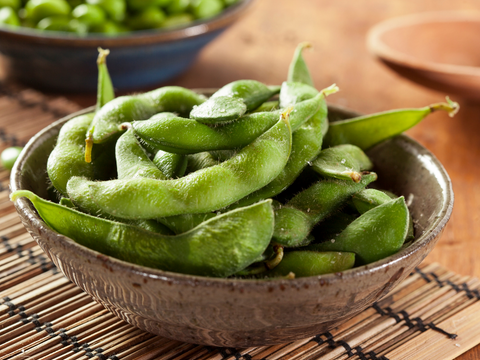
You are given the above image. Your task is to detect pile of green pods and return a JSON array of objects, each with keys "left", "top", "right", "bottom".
[
  {"left": 11, "top": 43, "right": 459, "bottom": 279},
  {"left": 0, "top": 0, "right": 239, "bottom": 34}
]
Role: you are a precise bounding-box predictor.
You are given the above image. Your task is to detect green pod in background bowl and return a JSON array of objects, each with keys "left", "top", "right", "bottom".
[
  {"left": 0, "top": 0, "right": 253, "bottom": 92},
  {"left": 11, "top": 102, "right": 453, "bottom": 347}
]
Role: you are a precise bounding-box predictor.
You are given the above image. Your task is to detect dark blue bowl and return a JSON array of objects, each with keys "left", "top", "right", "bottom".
[{"left": 0, "top": 0, "right": 253, "bottom": 92}]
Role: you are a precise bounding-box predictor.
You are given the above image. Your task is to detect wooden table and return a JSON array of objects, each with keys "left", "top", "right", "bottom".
[{"left": 7, "top": 1, "right": 480, "bottom": 358}]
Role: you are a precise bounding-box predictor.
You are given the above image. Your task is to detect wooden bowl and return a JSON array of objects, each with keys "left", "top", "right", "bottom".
[
  {"left": 367, "top": 11, "right": 480, "bottom": 101},
  {"left": 10, "top": 104, "right": 453, "bottom": 347}
]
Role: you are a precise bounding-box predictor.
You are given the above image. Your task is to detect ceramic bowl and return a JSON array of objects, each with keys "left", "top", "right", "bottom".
[
  {"left": 11, "top": 104, "right": 453, "bottom": 347},
  {"left": 0, "top": 0, "right": 253, "bottom": 92},
  {"left": 367, "top": 11, "right": 480, "bottom": 101}
]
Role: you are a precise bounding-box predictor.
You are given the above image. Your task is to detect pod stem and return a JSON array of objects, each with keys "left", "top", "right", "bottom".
[
  {"left": 119, "top": 122, "right": 132, "bottom": 131},
  {"left": 85, "top": 135, "right": 93, "bottom": 163},
  {"left": 429, "top": 97, "right": 460, "bottom": 118},
  {"left": 265, "top": 245, "right": 284, "bottom": 270},
  {"left": 320, "top": 83, "right": 340, "bottom": 97},
  {"left": 281, "top": 106, "right": 294, "bottom": 124}
]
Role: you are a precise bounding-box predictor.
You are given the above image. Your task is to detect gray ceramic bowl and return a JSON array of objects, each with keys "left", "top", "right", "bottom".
[
  {"left": 11, "top": 104, "right": 453, "bottom": 348},
  {"left": 0, "top": 0, "right": 253, "bottom": 92}
]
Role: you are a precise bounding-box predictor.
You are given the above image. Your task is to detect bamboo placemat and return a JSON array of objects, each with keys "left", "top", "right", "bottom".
[{"left": 1, "top": 85, "right": 480, "bottom": 360}]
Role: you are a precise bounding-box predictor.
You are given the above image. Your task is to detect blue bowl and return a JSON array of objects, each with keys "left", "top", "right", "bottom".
[{"left": 0, "top": 0, "right": 253, "bottom": 92}]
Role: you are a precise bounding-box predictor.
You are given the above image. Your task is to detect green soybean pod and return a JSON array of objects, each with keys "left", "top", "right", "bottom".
[
  {"left": 86, "top": 0, "right": 125, "bottom": 21},
  {"left": 190, "top": 80, "right": 281, "bottom": 124},
  {"left": 230, "top": 85, "right": 337, "bottom": 208},
  {"left": 310, "top": 211, "right": 359, "bottom": 244},
  {"left": 47, "top": 114, "right": 96, "bottom": 196},
  {"left": 352, "top": 188, "right": 414, "bottom": 241},
  {"left": 272, "top": 173, "right": 377, "bottom": 247},
  {"left": 1, "top": 146, "right": 23, "bottom": 170},
  {"left": 85, "top": 86, "right": 206, "bottom": 151},
  {"left": 166, "top": 0, "right": 189, "bottom": 14},
  {"left": 116, "top": 128, "right": 167, "bottom": 180},
  {"left": 264, "top": 251, "right": 355, "bottom": 278},
  {"left": 184, "top": 151, "right": 219, "bottom": 174},
  {"left": 24, "top": 0, "right": 71, "bottom": 23},
  {"left": 250, "top": 100, "right": 279, "bottom": 113},
  {"left": 90, "top": 20, "right": 127, "bottom": 34},
  {"left": 133, "top": 92, "right": 322, "bottom": 154},
  {"left": 287, "top": 42, "right": 314, "bottom": 88},
  {"left": 68, "top": 110, "right": 292, "bottom": 219},
  {"left": 324, "top": 98, "right": 459, "bottom": 150},
  {"left": 0, "top": 0, "right": 20, "bottom": 10},
  {"left": 307, "top": 197, "right": 409, "bottom": 264},
  {"left": 11, "top": 190, "right": 274, "bottom": 278},
  {"left": 72, "top": 3, "right": 106, "bottom": 26},
  {"left": 279, "top": 81, "right": 320, "bottom": 108},
  {"left": 311, "top": 144, "right": 373, "bottom": 183},
  {"left": 152, "top": 150, "right": 187, "bottom": 178},
  {"left": 127, "top": 6, "right": 166, "bottom": 30},
  {"left": 158, "top": 212, "right": 217, "bottom": 234},
  {"left": 36, "top": 15, "right": 72, "bottom": 31},
  {"left": 191, "top": 0, "right": 223, "bottom": 19},
  {"left": 161, "top": 13, "right": 193, "bottom": 28},
  {"left": 0, "top": 6, "right": 20, "bottom": 25}
]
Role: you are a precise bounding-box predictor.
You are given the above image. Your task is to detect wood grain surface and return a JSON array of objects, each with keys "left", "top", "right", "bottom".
[{"left": 4, "top": 1, "right": 480, "bottom": 358}]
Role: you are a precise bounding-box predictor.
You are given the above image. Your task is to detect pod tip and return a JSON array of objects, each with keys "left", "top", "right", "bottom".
[
  {"left": 85, "top": 136, "right": 93, "bottom": 163},
  {"left": 321, "top": 83, "right": 340, "bottom": 97},
  {"left": 97, "top": 48, "right": 110, "bottom": 66},
  {"left": 10, "top": 190, "right": 34, "bottom": 202}
]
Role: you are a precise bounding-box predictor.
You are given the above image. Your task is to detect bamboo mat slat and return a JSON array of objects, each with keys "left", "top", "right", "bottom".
[{"left": 0, "top": 84, "right": 480, "bottom": 360}]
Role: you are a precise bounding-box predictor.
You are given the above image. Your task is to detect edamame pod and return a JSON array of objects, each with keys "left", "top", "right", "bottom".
[
  {"left": 0, "top": 6, "right": 20, "bottom": 26},
  {"left": 11, "top": 190, "right": 274, "bottom": 278},
  {"left": 273, "top": 173, "right": 377, "bottom": 247},
  {"left": 47, "top": 113, "right": 96, "bottom": 196},
  {"left": 1, "top": 146, "right": 22, "bottom": 170},
  {"left": 85, "top": 86, "right": 206, "bottom": 156},
  {"left": 279, "top": 81, "right": 320, "bottom": 108},
  {"left": 86, "top": 0, "right": 125, "bottom": 22},
  {"left": 250, "top": 100, "right": 279, "bottom": 113},
  {"left": 115, "top": 128, "right": 166, "bottom": 180},
  {"left": 352, "top": 188, "right": 414, "bottom": 241},
  {"left": 311, "top": 144, "right": 373, "bottom": 182},
  {"left": 307, "top": 197, "right": 409, "bottom": 264},
  {"left": 158, "top": 212, "right": 217, "bottom": 234},
  {"left": 152, "top": 150, "right": 187, "bottom": 178},
  {"left": 352, "top": 188, "right": 392, "bottom": 214},
  {"left": 310, "top": 211, "right": 358, "bottom": 244},
  {"left": 190, "top": 80, "right": 280, "bottom": 124},
  {"left": 68, "top": 110, "right": 292, "bottom": 219},
  {"left": 132, "top": 92, "right": 322, "bottom": 154},
  {"left": 25, "top": 0, "right": 71, "bottom": 23},
  {"left": 230, "top": 85, "right": 337, "bottom": 208},
  {"left": 324, "top": 98, "right": 459, "bottom": 150},
  {"left": 48, "top": 113, "right": 118, "bottom": 196},
  {"left": 287, "top": 42, "right": 314, "bottom": 87},
  {"left": 264, "top": 251, "right": 355, "bottom": 278},
  {"left": 184, "top": 151, "right": 218, "bottom": 174}
]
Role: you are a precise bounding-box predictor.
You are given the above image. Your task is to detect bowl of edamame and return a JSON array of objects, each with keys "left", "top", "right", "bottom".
[
  {"left": 0, "top": 0, "right": 253, "bottom": 92},
  {"left": 10, "top": 44, "right": 455, "bottom": 347}
]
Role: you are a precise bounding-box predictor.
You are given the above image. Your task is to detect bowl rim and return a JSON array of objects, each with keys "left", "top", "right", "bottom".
[
  {"left": 10, "top": 101, "right": 454, "bottom": 288},
  {"left": 367, "top": 10, "right": 480, "bottom": 77},
  {"left": 0, "top": 0, "right": 254, "bottom": 47}
]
